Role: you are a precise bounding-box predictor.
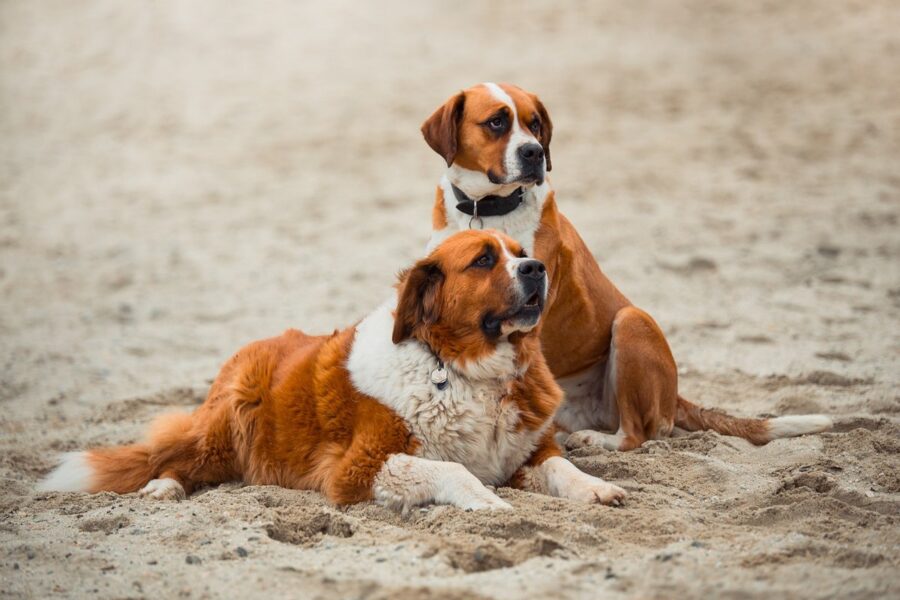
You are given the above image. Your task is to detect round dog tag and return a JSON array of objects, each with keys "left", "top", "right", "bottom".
[{"left": 431, "top": 367, "right": 448, "bottom": 386}]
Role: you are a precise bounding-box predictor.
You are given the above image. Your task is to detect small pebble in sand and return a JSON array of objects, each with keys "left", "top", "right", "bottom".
[{"left": 185, "top": 555, "right": 201, "bottom": 565}]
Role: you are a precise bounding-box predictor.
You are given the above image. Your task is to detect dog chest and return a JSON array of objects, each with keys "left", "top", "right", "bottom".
[
  {"left": 409, "top": 382, "right": 544, "bottom": 486},
  {"left": 347, "top": 300, "right": 545, "bottom": 486}
]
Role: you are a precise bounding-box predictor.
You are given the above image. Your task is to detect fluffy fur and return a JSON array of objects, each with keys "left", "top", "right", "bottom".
[
  {"left": 40, "top": 230, "right": 625, "bottom": 509},
  {"left": 422, "top": 82, "right": 833, "bottom": 450}
]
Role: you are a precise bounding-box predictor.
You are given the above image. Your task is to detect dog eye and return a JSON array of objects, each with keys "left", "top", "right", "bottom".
[
  {"left": 472, "top": 253, "right": 494, "bottom": 268},
  {"left": 481, "top": 111, "right": 509, "bottom": 135},
  {"left": 529, "top": 119, "right": 540, "bottom": 135}
]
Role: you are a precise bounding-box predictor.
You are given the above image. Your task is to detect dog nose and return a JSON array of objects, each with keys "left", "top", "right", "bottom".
[
  {"left": 517, "top": 259, "right": 546, "bottom": 279},
  {"left": 517, "top": 143, "right": 544, "bottom": 164}
]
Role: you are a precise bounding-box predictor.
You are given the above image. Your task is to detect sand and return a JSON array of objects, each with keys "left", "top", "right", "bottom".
[{"left": 1, "top": 1, "right": 898, "bottom": 598}]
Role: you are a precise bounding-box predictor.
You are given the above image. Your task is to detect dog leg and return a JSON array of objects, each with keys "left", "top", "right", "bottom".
[
  {"left": 373, "top": 454, "right": 511, "bottom": 512},
  {"left": 542, "top": 456, "right": 625, "bottom": 505},
  {"left": 599, "top": 306, "right": 678, "bottom": 451},
  {"left": 514, "top": 455, "right": 625, "bottom": 506},
  {"left": 511, "top": 434, "right": 626, "bottom": 505}
]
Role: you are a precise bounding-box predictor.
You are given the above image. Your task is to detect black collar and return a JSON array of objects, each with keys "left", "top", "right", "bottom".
[{"left": 451, "top": 185, "right": 524, "bottom": 218}]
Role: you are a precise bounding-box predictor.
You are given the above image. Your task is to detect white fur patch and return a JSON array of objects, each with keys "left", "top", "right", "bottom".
[
  {"left": 347, "top": 298, "right": 551, "bottom": 486},
  {"left": 37, "top": 452, "right": 93, "bottom": 492},
  {"left": 373, "top": 454, "right": 511, "bottom": 512},
  {"left": 766, "top": 415, "right": 833, "bottom": 440},
  {"left": 138, "top": 478, "right": 186, "bottom": 501},
  {"left": 493, "top": 232, "right": 522, "bottom": 281},
  {"left": 452, "top": 339, "right": 522, "bottom": 381}
]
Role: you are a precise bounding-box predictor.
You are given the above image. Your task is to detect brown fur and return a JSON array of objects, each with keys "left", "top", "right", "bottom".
[
  {"left": 81, "top": 231, "right": 565, "bottom": 504},
  {"left": 431, "top": 185, "right": 448, "bottom": 229},
  {"left": 422, "top": 84, "right": 553, "bottom": 181},
  {"left": 424, "top": 84, "right": 796, "bottom": 450}
]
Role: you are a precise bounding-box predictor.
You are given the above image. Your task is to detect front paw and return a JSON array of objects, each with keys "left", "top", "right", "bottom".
[{"left": 564, "top": 477, "right": 626, "bottom": 506}]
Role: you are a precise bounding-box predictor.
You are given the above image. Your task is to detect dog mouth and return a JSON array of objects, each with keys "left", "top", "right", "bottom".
[
  {"left": 481, "top": 293, "right": 544, "bottom": 338},
  {"left": 523, "top": 292, "right": 541, "bottom": 309},
  {"left": 508, "top": 293, "right": 543, "bottom": 323}
]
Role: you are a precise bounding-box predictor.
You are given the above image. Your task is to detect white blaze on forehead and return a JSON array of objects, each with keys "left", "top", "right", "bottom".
[
  {"left": 483, "top": 82, "right": 517, "bottom": 117},
  {"left": 481, "top": 82, "right": 540, "bottom": 181},
  {"left": 492, "top": 232, "right": 523, "bottom": 281}
]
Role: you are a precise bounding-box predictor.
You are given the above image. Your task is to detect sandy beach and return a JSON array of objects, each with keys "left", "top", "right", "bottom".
[{"left": 2, "top": 1, "right": 898, "bottom": 597}]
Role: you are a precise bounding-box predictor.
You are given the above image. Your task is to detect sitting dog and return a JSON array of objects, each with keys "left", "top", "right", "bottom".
[
  {"left": 39, "top": 230, "right": 626, "bottom": 508},
  {"left": 422, "top": 83, "right": 832, "bottom": 451}
]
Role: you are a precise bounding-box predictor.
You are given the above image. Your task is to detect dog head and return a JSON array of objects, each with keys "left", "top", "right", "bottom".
[
  {"left": 421, "top": 83, "right": 553, "bottom": 199},
  {"left": 392, "top": 229, "right": 548, "bottom": 373}
]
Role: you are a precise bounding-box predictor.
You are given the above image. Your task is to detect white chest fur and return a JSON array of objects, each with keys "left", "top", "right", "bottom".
[
  {"left": 347, "top": 300, "right": 548, "bottom": 485},
  {"left": 427, "top": 174, "right": 550, "bottom": 257}
]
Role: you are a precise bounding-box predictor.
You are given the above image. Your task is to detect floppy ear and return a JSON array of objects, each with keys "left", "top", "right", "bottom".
[
  {"left": 531, "top": 94, "right": 554, "bottom": 172},
  {"left": 392, "top": 259, "right": 445, "bottom": 344},
  {"left": 421, "top": 92, "right": 466, "bottom": 167}
]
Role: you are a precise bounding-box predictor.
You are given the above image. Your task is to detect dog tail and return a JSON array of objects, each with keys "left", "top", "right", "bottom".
[
  {"left": 37, "top": 446, "right": 152, "bottom": 494},
  {"left": 675, "top": 395, "right": 832, "bottom": 445},
  {"left": 37, "top": 413, "right": 195, "bottom": 494}
]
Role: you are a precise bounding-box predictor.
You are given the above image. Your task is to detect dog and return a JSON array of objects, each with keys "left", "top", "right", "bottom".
[
  {"left": 39, "top": 230, "right": 626, "bottom": 509},
  {"left": 422, "top": 83, "right": 832, "bottom": 451}
]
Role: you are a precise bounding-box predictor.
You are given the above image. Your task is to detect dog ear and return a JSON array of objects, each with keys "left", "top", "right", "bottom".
[
  {"left": 531, "top": 94, "right": 553, "bottom": 172},
  {"left": 392, "top": 260, "right": 445, "bottom": 344},
  {"left": 421, "top": 92, "right": 466, "bottom": 167}
]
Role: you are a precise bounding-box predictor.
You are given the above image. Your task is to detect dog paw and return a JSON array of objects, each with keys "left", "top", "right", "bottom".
[
  {"left": 138, "top": 478, "right": 186, "bottom": 501},
  {"left": 564, "top": 477, "right": 627, "bottom": 506}
]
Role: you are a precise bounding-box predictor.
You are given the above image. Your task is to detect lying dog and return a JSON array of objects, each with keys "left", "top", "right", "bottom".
[
  {"left": 40, "top": 230, "right": 626, "bottom": 508},
  {"left": 423, "top": 83, "right": 832, "bottom": 451}
]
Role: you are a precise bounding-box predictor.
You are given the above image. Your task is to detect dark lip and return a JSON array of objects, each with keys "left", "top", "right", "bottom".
[
  {"left": 484, "top": 168, "right": 542, "bottom": 187},
  {"left": 515, "top": 171, "right": 544, "bottom": 186}
]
